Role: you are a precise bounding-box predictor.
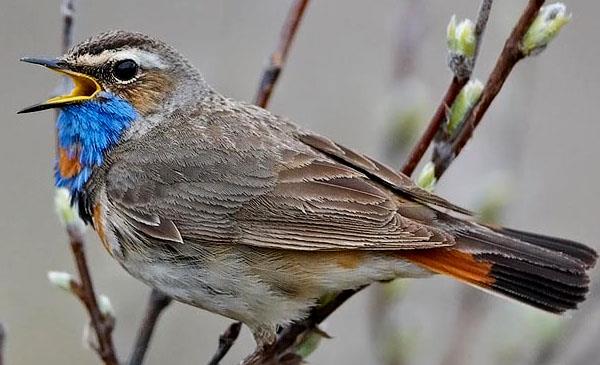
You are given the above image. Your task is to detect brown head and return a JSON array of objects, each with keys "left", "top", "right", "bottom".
[{"left": 19, "top": 30, "right": 210, "bottom": 116}]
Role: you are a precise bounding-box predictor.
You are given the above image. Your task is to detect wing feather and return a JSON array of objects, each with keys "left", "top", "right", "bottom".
[{"left": 104, "top": 115, "right": 457, "bottom": 251}]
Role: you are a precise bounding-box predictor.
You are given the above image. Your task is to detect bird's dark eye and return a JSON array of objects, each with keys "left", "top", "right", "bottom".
[{"left": 113, "top": 59, "right": 138, "bottom": 81}]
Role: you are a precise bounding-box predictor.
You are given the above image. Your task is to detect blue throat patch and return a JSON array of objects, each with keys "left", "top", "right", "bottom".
[{"left": 55, "top": 92, "right": 137, "bottom": 194}]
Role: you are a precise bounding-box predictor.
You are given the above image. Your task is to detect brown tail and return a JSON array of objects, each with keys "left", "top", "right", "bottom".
[{"left": 400, "top": 224, "right": 597, "bottom": 313}]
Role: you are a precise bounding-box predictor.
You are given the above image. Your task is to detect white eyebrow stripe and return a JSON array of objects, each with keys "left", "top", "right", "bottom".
[
  {"left": 76, "top": 51, "right": 113, "bottom": 65},
  {"left": 76, "top": 49, "right": 167, "bottom": 69},
  {"left": 114, "top": 49, "right": 167, "bottom": 69}
]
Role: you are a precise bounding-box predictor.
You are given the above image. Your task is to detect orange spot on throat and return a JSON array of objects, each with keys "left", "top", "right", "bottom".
[{"left": 58, "top": 148, "right": 82, "bottom": 178}]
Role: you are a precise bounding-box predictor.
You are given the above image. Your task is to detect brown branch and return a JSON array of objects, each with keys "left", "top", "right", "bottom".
[
  {"left": 127, "top": 289, "right": 172, "bottom": 365},
  {"left": 209, "top": 2, "right": 312, "bottom": 364},
  {"left": 55, "top": 0, "right": 76, "bottom": 147},
  {"left": 54, "top": 2, "right": 119, "bottom": 364},
  {"left": 435, "top": 0, "right": 545, "bottom": 178},
  {"left": 242, "top": 289, "right": 361, "bottom": 364},
  {"left": 67, "top": 225, "right": 119, "bottom": 365},
  {"left": 439, "top": 288, "right": 489, "bottom": 365},
  {"left": 246, "top": 1, "right": 550, "bottom": 363},
  {"left": 60, "top": 0, "right": 75, "bottom": 55},
  {"left": 401, "top": 77, "right": 465, "bottom": 176},
  {"left": 207, "top": 322, "right": 243, "bottom": 365},
  {"left": 402, "top": 0, "right": 493, "bottom": 176},
  {"left": 0, "top": 322, "right": 5, "bottom": 365},
  {"left": 254, "top": 0, "right": 311, "bottom": 108}
]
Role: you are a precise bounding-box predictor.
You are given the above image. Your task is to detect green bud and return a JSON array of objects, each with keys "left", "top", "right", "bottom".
[
  {"left": 447, "top": 15, "right": 476, "bottom": 59},
  {"left": 416, "top": 162, "right": 436, "bottom": 192},
  {"left": 447, "top": 79, "right": 484, "bottom": 136},
  {"left": 47, "top": 271, "right": 74, "bottom": 292},
  {"left": 521, "top": 3, "right": 571, "bottom": 56}
]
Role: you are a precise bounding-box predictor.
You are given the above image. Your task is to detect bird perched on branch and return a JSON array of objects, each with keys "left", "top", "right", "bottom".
[{"left": 19, "top": 31, "right": 597, "bottom": 346}]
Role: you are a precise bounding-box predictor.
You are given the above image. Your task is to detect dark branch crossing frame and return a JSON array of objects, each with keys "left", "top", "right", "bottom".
[{"left": 47, "top": 0, "right": 566, "bottom": 364}]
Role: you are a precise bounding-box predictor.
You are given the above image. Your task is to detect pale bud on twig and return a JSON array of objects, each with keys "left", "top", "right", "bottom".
[
  {"left": 54, "top": 188, "right": 85, "bottom": 233},
  {"left": 447, "top": 15, "right": 476, "bottom": 79},
  {"left": 47, "top": 271, "right": 75, "bottom": 292},
  {"left": 521, "top": 3, "right": 571, "bottom": 56},
  {"left": 447, "top": 79, "right": 484, "bottom": 136},
  {"left": 97, "top": 294, "right": 115, "bottom": 318},
  {"left": 416, "top": 162, "right": 437, "bottom": 192},
  {"left": 447, "top": 15, "right": 476, "bottom": 58}
]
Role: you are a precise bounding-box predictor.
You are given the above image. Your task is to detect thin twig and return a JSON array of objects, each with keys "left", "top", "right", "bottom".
[
  {"left": 402, "top": 0, "right": 493, "bottom": 176},
  {"left": 251, "top": 1, "right": 548, "bottom": 362},
  {"left": 208, "top": 2, "right": 312, "bottom": 364},
  {"left": 67, "top": 225, "right": 119, "bottom": 365},
  {"left": 439, "top": 288, "right": 488, "bottom": 365},
  {"left": 55, "top": 0, "right": 76, "bottom": 147},
  {"left": 58, "top": 0, "right": 75, "bottom": 96},
  {"left": 127, "top": 289, "right": 172, "bottom": 365},
  {"left": 472, "top": 0, "right": 493, "bottom": 64},
  {"left": 0, "top": 323, "right": 5, "bottom": 365},
  {"left": 55, "top": 2, "right": 119, "bottom": 363},
  {"left": 401, "top": 77, "right": 465, "bottom": 176},
  {"left": 372, "top": 4, "right": 426, "bottom": 363},
  {"left": 437, "top": 0, "right": 545, "bottom": 178},
  {"left": 254, "top": 0, "right": 311, "bottom": 108},
  {"left": 60, "top": 0, "right": 75, "bottom": 54},
  {"left": 243, "top": 289, "right": 361, "bottom": 364},
  {"left": 207, "top": 322, "right": 243, "bottom": 365},
  {"left": 392, "top": 1, "right": 425, "bottom": 82}
]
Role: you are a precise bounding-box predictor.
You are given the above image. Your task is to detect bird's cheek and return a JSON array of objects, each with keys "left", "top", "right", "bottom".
[
  {"left": 122, "top": 72, "right": 175, "bottom": 116},
  {"left": 123, "top": 87, "right": 164, "bottom": 116}
]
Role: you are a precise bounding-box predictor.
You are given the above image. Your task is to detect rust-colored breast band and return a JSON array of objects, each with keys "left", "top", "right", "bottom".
[{"left": 58, "top": 147, "right": 82, "bottom": 178}]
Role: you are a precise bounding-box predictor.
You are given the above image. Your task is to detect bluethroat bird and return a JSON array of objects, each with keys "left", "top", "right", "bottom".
[{"left": 18, "top": 31, "right": 598, "bottom": 346}]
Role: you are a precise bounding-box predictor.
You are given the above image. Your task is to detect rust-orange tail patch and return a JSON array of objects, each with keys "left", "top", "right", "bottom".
[
  {"left": 397, "top": 233, "right": 594, "bottom": 314},
  {"left": 399, "top": 248, "right": 494, "bottom": 287}
]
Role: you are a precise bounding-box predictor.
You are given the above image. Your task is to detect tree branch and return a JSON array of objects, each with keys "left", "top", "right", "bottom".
[
  {"left": 436, "top": 0, "right": 545, "bottom": 178},
  {"left": 402, "top": 0, "right": 493, "bottom": 176},
  {"left": 54, "top": 2, "right": 119, "bottom": 364},
  {"left": 254, "top": 0, "right": 311, "bottom": 108},
  {"left": 0, "top": 322, "right": 5, "bottom": 365},
  {"left": 127, "top": 289, "right": 172, "bottom": 365},
  {"left": 55, "top": 0, "right": 76, "bottom": 143},
  {"left": 67, "top": 225, "right": 119, "bottom": 365},
  {"left": 248, "top": 1, "right": 549, "bottom": 363},
  {"left": 439, "top": 288, "right": 489, "bottom": 365},
  {"left": 207, "top": 321, "right": 243, "bottom": 365},
  {"left": 401, "top": 77, "right": 465, "bottom": 176},
  {"left": 60, "top": 0, "right": 75, "bottom": 56},
  {"left": 209, "top": 2, "right": 312, "bottom": 364}
]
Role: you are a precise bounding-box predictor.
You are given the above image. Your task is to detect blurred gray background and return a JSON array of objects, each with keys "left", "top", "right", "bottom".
[{"left": 1, "top": 1, "right": 599, "bottom": 364}]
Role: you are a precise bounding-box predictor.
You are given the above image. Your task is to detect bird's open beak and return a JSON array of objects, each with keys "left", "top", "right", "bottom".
[{"left": 18, "top": 57, "right": 102, "bottom": 114}]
